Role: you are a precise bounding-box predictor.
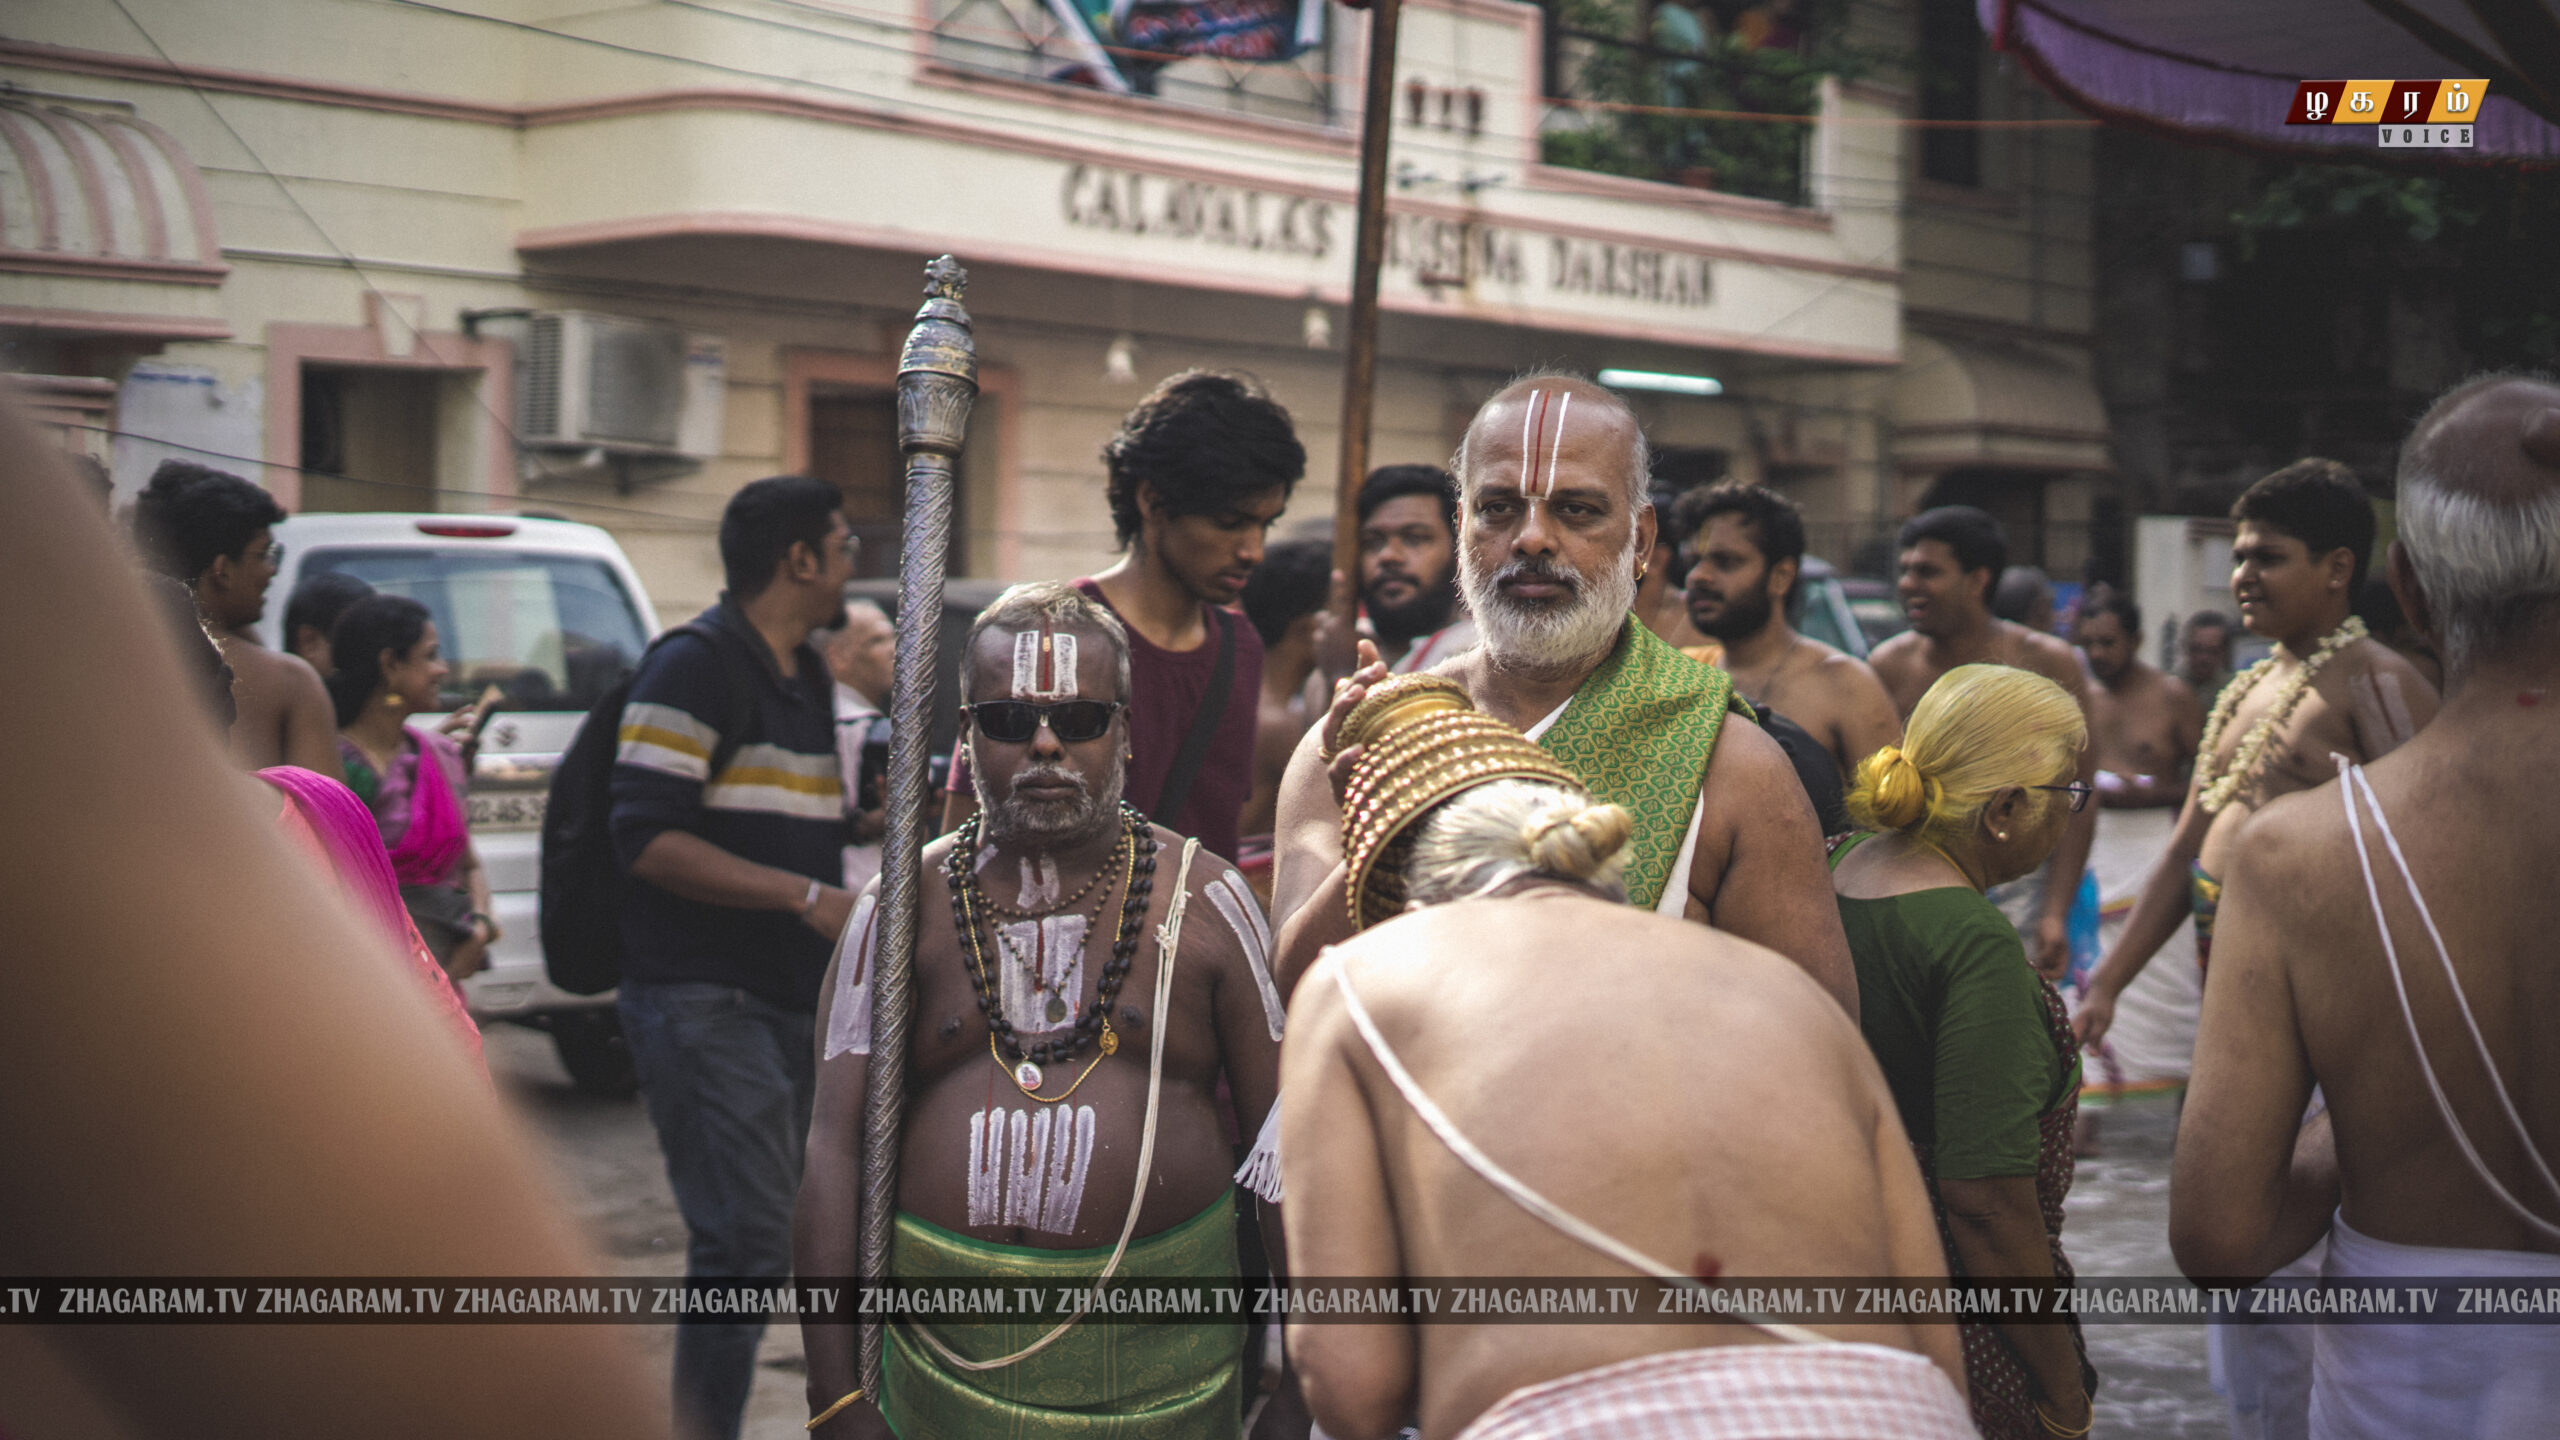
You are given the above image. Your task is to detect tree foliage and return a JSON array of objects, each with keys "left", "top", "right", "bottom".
[
  {"left": 2230, "top": 162, "right": 2560, "bottom": 370},
  {"left": 1539, "top": 0, "right": 1863, "bottom": 204}
]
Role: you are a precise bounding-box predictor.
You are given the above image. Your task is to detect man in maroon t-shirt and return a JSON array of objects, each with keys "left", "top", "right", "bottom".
[{"left": 943, "top": 371, "right": 1302, "bottom": 862}]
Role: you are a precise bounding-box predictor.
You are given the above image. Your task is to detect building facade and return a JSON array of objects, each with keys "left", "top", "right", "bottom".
[{"left": 3, "top": 0, "right": 2097, "bottom": 615}]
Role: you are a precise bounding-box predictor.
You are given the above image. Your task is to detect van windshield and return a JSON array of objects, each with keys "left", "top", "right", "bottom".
[{"left": 304, "top": 547, "right": 648, "bottom": 711}]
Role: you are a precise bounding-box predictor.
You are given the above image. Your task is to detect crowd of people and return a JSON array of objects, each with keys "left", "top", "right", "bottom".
[{"left": 8, "top": 363, "right": 2556, "bottom": 1440}]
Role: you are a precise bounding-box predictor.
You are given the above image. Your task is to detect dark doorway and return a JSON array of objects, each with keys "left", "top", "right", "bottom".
[
  {"left": 301, "top": 365, "right": 441, "bottom": 512},
  {"left": 806, "top": 386, "right": 960, "bottom": 579}
]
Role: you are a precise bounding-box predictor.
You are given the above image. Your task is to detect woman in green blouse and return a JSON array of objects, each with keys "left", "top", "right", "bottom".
[{"left": 1831, "top": 662, "right": 2095, "bottom": 1440}]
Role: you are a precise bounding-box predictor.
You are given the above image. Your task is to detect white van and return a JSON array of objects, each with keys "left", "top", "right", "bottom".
[{"left": 257, "top": 513, "right": 659, "bottom": 1091}]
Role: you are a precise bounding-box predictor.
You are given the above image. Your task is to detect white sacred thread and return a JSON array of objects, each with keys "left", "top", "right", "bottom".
[
  {"left": 966, "top": 1103, "right": 1099, "bottom": 1234},
  {"left": 1009, "top": 629, "right": 1080, "bottom": 700},
  {"left": 1206, "top": 872, "right": 1285, "bottom": 1041},
  {"left": 822, "top": 891, "right": 880, "bottom": 1060},
  {"left": 996, "top": 915, "right": 1088, "bottom": 1034},
  {"left": 1544, "top": 390, "right": 1573, "bottom": 497},
  {"left": 1019, "top": 856, "right": 1062, "bottom": 911}
]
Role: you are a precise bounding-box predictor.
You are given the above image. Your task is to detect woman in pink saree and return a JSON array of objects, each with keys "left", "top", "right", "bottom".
[
  {"left": 261, "top": 762, "right": 483, "bottom": 1063},
  {"left": 325, "top": 594, "right": 500, "bottom": 985}
]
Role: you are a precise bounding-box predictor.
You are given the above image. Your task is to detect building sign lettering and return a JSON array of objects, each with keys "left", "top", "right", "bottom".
[
  {"left": 1549, "top": 238, "right": 1711, "bottom": 308},
  {"left": 1061, "top": 164, "right": 1713, "bottom": 312},
  {"left": 1386, "top": 213, "right": 1525, "bottom": 287},
  {"left": 1063, "top": 164, "right": 1335, "bottom": 259}
]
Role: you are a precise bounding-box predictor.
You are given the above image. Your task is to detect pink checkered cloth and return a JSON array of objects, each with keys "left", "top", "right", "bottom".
[{"left": 1454, "top": 1342, "right": 1974, "bottom": 1440}]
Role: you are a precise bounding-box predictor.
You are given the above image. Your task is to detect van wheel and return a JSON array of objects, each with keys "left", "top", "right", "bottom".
[{"left": 552, "top": 1010, "right": 638, "bottom": 1097}]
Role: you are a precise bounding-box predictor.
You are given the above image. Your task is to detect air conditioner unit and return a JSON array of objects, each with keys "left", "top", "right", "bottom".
[{"left": 516, "top": 311, "right": 723, "bottom": 456}]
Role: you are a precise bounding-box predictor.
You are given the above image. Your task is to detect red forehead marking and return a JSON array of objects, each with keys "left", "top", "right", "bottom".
[{"left": 1520, "top": 390, "right": 1554, "bottom": 497}]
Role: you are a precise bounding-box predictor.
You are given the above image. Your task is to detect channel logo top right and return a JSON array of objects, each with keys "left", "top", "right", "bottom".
[{"left": 2286, "top": 80, "right": 2487, "bottom": 147}]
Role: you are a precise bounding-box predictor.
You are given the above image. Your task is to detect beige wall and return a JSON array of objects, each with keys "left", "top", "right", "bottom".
[{"left": 5, "top": 0, "right": 1937, "bottom": 615}]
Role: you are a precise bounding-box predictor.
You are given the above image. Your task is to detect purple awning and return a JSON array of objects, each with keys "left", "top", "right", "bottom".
[{"left": 1985, "top": 0, "right": 2560, "bottom": 163}]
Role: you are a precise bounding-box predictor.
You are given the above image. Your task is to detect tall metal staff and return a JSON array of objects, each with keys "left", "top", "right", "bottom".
[{"left": 860, "top": 255, "right": 977, "bottom": 1398}]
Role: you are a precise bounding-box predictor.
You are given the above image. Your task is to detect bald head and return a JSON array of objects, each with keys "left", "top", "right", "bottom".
[
  {"left": 1454, "top": 375, "right": 1650, "bottom": 508},
  {"left": 2395, "top": 373, "right": 2560, "bottom": 678}
]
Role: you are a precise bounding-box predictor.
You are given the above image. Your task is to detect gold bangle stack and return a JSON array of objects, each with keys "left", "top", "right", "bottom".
[{"left": 1337, "top": 674, "right": 1586, "bottom": 930}]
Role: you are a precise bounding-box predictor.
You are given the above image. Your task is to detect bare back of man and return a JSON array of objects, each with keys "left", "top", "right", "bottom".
[
  {"left": 2193, "top": 731, "right": 2560, "bottom": 1263},
  {"left": 1285, "top": 894, "right": 1962, "bottom": 1438},
  {"left": 218, "top": 631, "right": 341, "bottom": 776}
]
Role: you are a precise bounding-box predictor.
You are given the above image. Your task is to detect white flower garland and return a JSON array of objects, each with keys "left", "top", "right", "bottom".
[{"left": 2194, "top": 617, "right": 2368, "bottom": 815}]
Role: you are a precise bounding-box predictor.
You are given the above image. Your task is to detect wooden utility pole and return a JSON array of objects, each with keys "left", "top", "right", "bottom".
[{"left": 1330, "top": 0, "right": 1404, "bottom": 633}]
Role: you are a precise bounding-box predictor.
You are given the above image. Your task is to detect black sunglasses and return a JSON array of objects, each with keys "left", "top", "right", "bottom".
[
  {"left": 2029, "top": 782, "right": 2095, "bottom": 814},
  {"left": 967, "top": 700, "right": 1121, "bottom": 744}
]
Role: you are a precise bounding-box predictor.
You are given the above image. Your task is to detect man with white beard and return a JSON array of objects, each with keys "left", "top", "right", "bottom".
[{"left": 1269, "top": 374, "right": 1856, "bottom": 1011}]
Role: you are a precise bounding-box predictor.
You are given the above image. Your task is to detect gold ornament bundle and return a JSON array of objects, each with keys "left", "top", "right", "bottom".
[{"left": 1337, "top": 674, "right": 1586, "bottom": 928}]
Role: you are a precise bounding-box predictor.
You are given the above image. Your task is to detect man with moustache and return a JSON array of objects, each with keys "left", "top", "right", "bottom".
[
  {"left": 1269, "top": 374, "right": 1856, "bottom": 1012},
  {"left": 1673, "top": 481, "right": 1901, "bottom": 783},
  {"left": 797, "top": 583, "right": 1288, "bottom": 1440},
  {"left": 1356, "top": 463, "right": 1478, "bottom": 673},
  {"left": 1869, "top": 507, "right": 2097, "bottom": 977}
]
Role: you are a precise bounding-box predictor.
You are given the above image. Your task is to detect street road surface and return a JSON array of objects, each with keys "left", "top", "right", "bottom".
[{"left": 491, "top": 1025, "right": 2227, "bottom": 1437}]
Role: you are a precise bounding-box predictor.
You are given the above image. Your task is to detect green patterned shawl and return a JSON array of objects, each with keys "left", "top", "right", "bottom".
[
  {"left": 1537, "top": 616, "right": 1740, "bottom": 911},
  {"left": 881, "top": 1192, "right": 1243, "bottom": 1439}
]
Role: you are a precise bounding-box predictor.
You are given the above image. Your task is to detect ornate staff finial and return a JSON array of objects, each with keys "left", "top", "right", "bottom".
[{"left": 922, "top": 254, "right": 968, "bottom": 300}]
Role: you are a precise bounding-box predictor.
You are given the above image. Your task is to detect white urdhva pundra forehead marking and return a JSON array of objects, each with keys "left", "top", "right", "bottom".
[
  {"left": 1512, "top": 389, "right": 1572, "bottom": 500},
  {"left": 1544, "top": 390, "right": 1572, "bottom": 497},
  {"left": 1206, "top": 871, "right": 1284, "bottom": 1041},
  {"left": 1009, "top": 629, "right": 1079, "bottom": 700},
  {"left": 1019, "top": 856, "right": 1061, "bottom": 911},
  {"left": 996, "top": 915, "right": 1088, "bottom": 1035},
  {"left": 967, "top": 1103, "right": 1099, "bottom": 1234}
]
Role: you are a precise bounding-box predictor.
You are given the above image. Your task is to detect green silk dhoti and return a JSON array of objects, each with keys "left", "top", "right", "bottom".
[{"left": 881, "top": 1191, "right": 1244, "bottom": 1439}]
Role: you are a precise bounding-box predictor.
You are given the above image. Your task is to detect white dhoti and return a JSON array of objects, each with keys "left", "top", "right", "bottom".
[
  {"left": 1455, "top": 1343, "right": 1975, "bottom": 1440},
  {"left": 2306, "top": 1214, "right": 2560, "bottom": 1439},
  {"left": 2076, "top": 805, "right": 2201, "bottom": 1091}
]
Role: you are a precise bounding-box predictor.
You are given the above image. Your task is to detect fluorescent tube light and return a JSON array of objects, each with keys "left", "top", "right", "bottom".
[{"left": 1597, "top": 368, "right": 1723, "bottom": 396}]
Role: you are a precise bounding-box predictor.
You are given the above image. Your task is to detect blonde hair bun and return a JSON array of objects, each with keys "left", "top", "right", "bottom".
[
  {"left": 1522, "top": 802, "right": 1634, "bottom": 882},
  {"left": 1864, "top": 745, "right": 1931, "bottom": 832},
  {"left": 1843, "top": 664, "right": 2087, "bottom": 848}
]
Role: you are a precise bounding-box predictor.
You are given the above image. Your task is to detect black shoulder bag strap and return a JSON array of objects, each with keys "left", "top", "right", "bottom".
[{"left": 1150, "top": 606, "right": 1237, "bottom": 828}]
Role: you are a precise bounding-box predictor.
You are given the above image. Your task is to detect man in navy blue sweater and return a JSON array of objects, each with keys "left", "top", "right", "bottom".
[{"left": 612, "top": 474, "right": 857, "bottom": 1440}]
